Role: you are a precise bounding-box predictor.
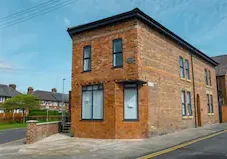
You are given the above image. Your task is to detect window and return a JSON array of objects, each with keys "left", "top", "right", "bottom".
[
  {"left": 187, "top": 92, "right": 192, "bottom": 116},
  {"left": 83, "top": 46, "right": 91, "bottom": 72},
  {"left": 124, "top": 84, "right": 138, "bottom": 120},
  {"left": 207, "top": 94, "right": 214, "bottom": 113},
  {"left": 0, "top": 97, "right": 3, "bottom": 102},
  {"left": 179, "top": 57, "right": 184, "bottom": 78},
  {"left": 113, "top": 39, "right": 123, "bottom": 67},
  {"left": 82, "top": 84, "right": 103, "bottom": 120},
  {"left": 205, "top": 69, "right": 209, "bottom": 85},
  {"left": 181, "top": 90, "right": 186, "bottom": 116},
  {"left": 185, "top": 60, "right": 190, "bottom": 80},
  {"left": 208, "top": 70, "right": 211, "bottom": 86}
]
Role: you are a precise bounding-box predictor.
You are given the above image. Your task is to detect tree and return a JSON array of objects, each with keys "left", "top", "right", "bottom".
[{"left": 0, "top": 94, "right": 40, "bottom": 123}]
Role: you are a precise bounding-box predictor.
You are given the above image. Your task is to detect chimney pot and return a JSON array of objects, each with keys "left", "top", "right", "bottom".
[
  {"left": 52, "top": 88, "right": 57, "bottom": 93},
  {"left": 9, "top": 84, "right": 16, "bottom": 90},
  {"left": 27, "top": 87, "right": 34, "bottom": 94}
]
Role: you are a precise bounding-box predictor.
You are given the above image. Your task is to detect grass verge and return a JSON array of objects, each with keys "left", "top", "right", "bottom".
[{"left": 0, "top": 123, "right": 27, "bottom": 131}]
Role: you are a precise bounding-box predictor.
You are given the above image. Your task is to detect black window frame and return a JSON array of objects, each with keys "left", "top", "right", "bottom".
[
  {"left": 179, "top": 56, "right": 185, "bottom": 78},
  {"left": 83, "top": 45, "right": 91, "bottom": 72},
  {"left": 112, "top": 38, "right": 123, "bottom": 68},
  {"left": 181, "top": 90, "right": 186, "bottom": 116},
  {"left": 81, "top": 84, "right": 104, "bottom": 120},
  {"left": 187, "top": 91, "right": 192, "bottom": 116},
  {"left": 185, "top": 60, "right": 190, "bottom": 80},
  {"left": 123, "top": 83, "right": 139, "bottom": 121}
]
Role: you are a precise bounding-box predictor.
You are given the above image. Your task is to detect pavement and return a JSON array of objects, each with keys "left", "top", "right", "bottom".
[
  {"left": 0, "top": 128, "right": 26, "bottom": 144},
  {"left": 1, "top": 123, "right": 227, "bottom": 159}
]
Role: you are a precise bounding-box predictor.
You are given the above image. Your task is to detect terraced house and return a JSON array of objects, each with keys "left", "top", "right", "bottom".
[{"left": 67, "top": 8, "right": 219, "bottom": 139}]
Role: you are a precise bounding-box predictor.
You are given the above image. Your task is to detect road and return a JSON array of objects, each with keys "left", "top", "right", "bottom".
[
  {"left": 153, "top": 132, "right": 227, "bottom": 159},
  {"left": 0, "top": 128, "right": 26, "bottom": 144}
]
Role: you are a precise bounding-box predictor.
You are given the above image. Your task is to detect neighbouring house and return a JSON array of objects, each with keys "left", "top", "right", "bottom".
[
  {"left": 27, "top": 87, "right": 69, "bottom": 111},
  {"left": 67, "top": 8, "right": 219, "bottom": 139},
  {"left": 212, "top": 55, "right": 227, "bottom": 122},
  {"left": 0, "top": 84, "right": 21, "bottom": 113}
]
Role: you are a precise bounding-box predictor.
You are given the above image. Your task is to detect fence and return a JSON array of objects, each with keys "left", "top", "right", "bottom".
[{"left": 0, "top": 113, "right": 62, "bottom": 123}]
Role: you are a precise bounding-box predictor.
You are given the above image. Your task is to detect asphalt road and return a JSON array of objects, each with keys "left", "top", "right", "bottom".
[
  {"left": 0, "top": 128, "right": 26, "bottom": 144},
  {"left": 153, "top": 132, "right": 227, "bottom": 159}
]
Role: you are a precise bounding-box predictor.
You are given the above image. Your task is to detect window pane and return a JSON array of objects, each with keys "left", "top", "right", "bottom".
[
  {"left": 210, "top": 95, "right": 214, "bottom": 113},
  {"left": 181, "top": 91, "right": 186, "bottom": 116},
  {"left": 180, "top": 68, "right": 184, "bottom": 78},
  {"left": 82, "top": 91, "right": 92, "bottom": 119},
  {"left": 185, "top": 60, "right": 190, "bottom": 79},
  {"left": 208, "top": 71, "right": 211, "bottom": 86},
  {"left": 205, "top": 69, "right": 208, "bottom": 85},
  {"left": 93, "top": 90, "right": 103, "bottom": 119},
  {"left": 83, "top": 59, "right": 91, "bottom": 71},
  {"left": 84, "top": 46, "right": 91, "bottom": 58},
  {"left": 207, "top": 94, "right": 210, "bottom": 113},
  {"left": 114, "top": 53, "right": 123, "bottom": 67},
  {"left": 124, "top": 87, "right": 138, "bottom": 119},
  {"left": 113, "top": 39, "right": 122, "bottom": 53},
  {"left": 93, "top": 85, "right": 98, "bottom": 90},
  {"left": 187, "top": 92, "right": 192, "bottom": 116},
  {"left": 179, "top": 57, "right": 184, "bottom": 67}
]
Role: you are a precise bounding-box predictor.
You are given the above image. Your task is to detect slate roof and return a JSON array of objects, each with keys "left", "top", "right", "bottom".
[
  {"left": 67, "top": 8, "right": 218, "bottom": 67},
  {"left": 0, "top": 84, "right": 21, "bottom": 97},
  {"left": 212, "top": 55, "right": 227, "bottom": 76},
  {"left": 33, "top": 90, "right": 69, "bottom": 103}
]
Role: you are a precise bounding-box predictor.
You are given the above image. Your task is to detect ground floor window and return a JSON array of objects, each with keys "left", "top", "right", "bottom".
[
  {"left": 181, "top": 90, "right": 192, "bottom": 116},
  {"left": 124, "top": 84, "right": 138, "bottom": 120},
  {"left": 82, "top": 84, "right": 103, "bottom": 120},
  {"left": 207, "top": 94, "right": 214, "bottom": 113}
]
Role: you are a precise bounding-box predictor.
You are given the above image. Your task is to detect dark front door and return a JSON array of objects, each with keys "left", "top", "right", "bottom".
[{"left": 197, "top": 94, "right": 202, "bottom": 127}]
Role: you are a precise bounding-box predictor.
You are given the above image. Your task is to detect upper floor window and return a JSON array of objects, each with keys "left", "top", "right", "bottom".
[
  {"left": 205, "top": 69, "right": 211, "bottom": 86},
  {"left": 113, "top": 39, "right": 123, "bottom": 68},
  {"left": 179, "top": 57, "right": 184, "bottom": 78},
  {"left": 83, "top": 46, "right": 91, "bottom": 72},
  {"left": 185, "top": 60, "right": 190, "bottom": 80}
]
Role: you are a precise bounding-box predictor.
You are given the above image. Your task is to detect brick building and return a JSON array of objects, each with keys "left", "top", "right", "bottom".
[{"left": 67, "top": 8, "right": 219, "bottom": 139}]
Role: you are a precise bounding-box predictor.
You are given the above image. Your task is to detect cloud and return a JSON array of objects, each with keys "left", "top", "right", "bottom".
[
  {"left": 0, "top": 60, "right": 12, "bottom": 69},
  {"left": 64, "top": 17, "right": 71, "bottom": 26}
]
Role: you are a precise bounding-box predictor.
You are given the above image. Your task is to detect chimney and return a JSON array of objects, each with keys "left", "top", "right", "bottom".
[
  {"left": 9, "top": 84, "right": 16, "bottom": 90},
  {"left": 27, "top": 87, "right": 34, "bottom": 94},
  {"left": 52, "top": 88, "right": 57, "bottom": 93}
]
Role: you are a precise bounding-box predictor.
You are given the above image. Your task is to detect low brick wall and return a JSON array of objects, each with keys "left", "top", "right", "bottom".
[{"left": 26, "top": 120, "right": 61, "bottom": 144}]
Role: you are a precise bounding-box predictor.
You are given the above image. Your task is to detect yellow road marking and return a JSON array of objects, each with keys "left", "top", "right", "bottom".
[
  {"left": 0, "top": 138, "right": 26, "bottom": 146},
  {"left": 138, "top": 130, "right": 227, "bottom": 159}
]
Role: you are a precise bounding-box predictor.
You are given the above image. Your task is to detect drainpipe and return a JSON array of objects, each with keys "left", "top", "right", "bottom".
[{"left": 191, "top": 53, "right": 197, "bottom": 128}]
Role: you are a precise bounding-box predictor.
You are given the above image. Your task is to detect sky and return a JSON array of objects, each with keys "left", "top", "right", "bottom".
[{"left": 0, "top": 0, "right": 227, "bottom": 94}]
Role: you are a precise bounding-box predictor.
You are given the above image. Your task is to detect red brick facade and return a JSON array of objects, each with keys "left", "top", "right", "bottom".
[{"left": 69, "top": 10, "right": 219, "bottom": 139}]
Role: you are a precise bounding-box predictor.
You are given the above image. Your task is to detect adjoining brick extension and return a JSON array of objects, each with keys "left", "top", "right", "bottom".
[{"left": 68, "top": 8, "right": 219, "bottom": 139}]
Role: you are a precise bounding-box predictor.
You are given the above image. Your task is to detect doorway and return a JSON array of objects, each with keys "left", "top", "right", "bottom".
[{"left": 197, "top": 94, "right": 202, "bottom": 127}]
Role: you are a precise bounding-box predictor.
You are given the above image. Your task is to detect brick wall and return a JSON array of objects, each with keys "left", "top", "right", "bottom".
[
  {"left": 137, "top": 20, "right": 218, "bottom": 135},
  {"left": 26, "top": 120, "right": 60, "bottom": 144}
]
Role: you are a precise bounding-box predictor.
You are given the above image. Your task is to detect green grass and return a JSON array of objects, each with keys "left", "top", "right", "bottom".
[{"left": 0, "top": 123, "right": 27, "bottom": 130}]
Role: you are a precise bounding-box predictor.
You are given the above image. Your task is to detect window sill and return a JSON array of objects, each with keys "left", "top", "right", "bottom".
[
  {"left": 182, "top": 116, "right": 193, "bottom": 120},
  {"left": 180, "top": 78, "right": 191, "bottom": 82},
  {"left": 80, "top": 119, "right": 103, "bottom": 122},
  {"left": 123, "top": 119, "right": 139, "bottom": 122},
  {"left": 208, "top": 113, "right": 214, "bottom": 116}
]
